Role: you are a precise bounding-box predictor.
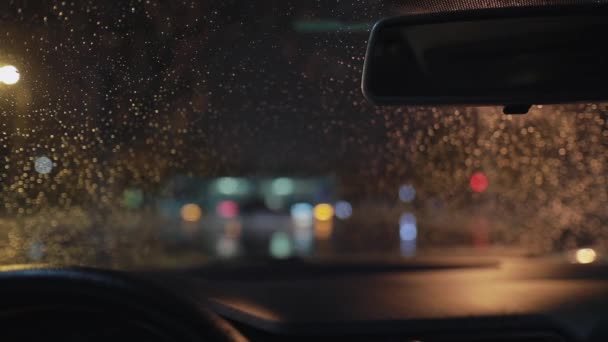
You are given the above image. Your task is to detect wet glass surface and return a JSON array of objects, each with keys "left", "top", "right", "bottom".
[{"left": 0, "top": 1, "right": 605, "bottom": 268}]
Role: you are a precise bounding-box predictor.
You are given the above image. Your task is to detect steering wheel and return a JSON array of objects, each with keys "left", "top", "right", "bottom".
[{"left": 0, "top": 266, "right": 245, "bottom": 342}]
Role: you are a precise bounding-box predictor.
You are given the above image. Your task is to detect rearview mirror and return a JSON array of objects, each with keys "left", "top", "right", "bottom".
[{"left": 362, "top": 6, "right": 608, "bottom": 112}]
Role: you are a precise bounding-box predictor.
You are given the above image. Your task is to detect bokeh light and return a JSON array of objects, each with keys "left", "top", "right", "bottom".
[
  {"left": 271, "top": 177, "right": 295, "bottom": 196},
  {"left": 575, "top": 248, "right": 597, "bottom": 264},
  {"left": 216, "top": 177, "right": 239, "bottom": 195},
  {"left": 270, "top": 231, "right": 292, "bottom": 258},
  {"left": 314, "top": 203, "right": 334, "bottom": 221},
  {"left": 334, "top": 201, "right": 353, "bottom": 219},
  {"left": 470, "top": 172, "right": 489, "bottom": 193},
  {"left": 399, "top": 213, "right": 417, "bottom": 241},
  {"left": 34, "top": 156, "right": 54, "bottom": 174},
  {"left": 216, "top": 236, "right": 238, "bottom": 258},
  {"left": 294, "top": 226, "right": 313, "bottom": 254},
  {"left": 291, "top": 203, "right": 313, "bottom": 227},
  {"left": 400, "top": 240, "right": 416, "bottom": 257},
  {"left": 398, "top": 185, "right": 416, "bottom": 203},
  {"left": 180, "top": 203, "right": 202, "bottom": 222},
  {"left": 217, "top": 200, "right": 239, "bottom": 218},
  {"left": 0, "top": 65, "right": 20, "bottom": 85},
  {"left": 264, "top": 195, "right": 284, "bottom": 210},
  {"left": 123, "top": 188, "right": 144, "bottom": 209}
]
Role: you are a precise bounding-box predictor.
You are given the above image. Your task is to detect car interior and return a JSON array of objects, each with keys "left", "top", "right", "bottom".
[{"left": 1, "top": 1, "right": 608, "bottom": 342}]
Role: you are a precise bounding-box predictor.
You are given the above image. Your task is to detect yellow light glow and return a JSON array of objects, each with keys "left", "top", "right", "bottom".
[
  {"left": 180, "top": 203, "right": 202, "bottom": 222},
  {"left": 0, "top": 65, "right": 20, "bottom": 85},
  {"left": 313, "top": 203, "right": 334, "bottom": 221},
  {"left": 575, "top": 248, "right": 597, "bottom": 264}
]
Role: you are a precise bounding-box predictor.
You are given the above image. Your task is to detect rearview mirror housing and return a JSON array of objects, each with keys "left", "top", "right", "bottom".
[{"left": 362, "top": 6, "right": 608, "bottom": 111}]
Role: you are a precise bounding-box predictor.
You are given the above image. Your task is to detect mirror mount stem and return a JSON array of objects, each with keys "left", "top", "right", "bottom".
[{"left": 503, "top": 104, "right": 531, "bottom": 115}]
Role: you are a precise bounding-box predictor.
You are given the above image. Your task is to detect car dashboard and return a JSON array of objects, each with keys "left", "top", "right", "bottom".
[{"left": 2, "top": 257, "right": 608, "bottom": 342}]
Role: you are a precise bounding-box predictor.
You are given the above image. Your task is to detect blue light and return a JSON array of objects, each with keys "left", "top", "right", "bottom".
[
  {"left": 400, "top": 240, "right": 416, "bottom": 257},
  {"left": 291, "top": 203, "right": 313, "bottom": 219},
  {"left": 34, "top": 156, "right": 53, "bottom": 174},
  {"left": 291, "top": 203, "right": 313, "bottom": 227},
  {"left": 334, "top": 201, "right": 353, "bottom": 220},
  {"left": 399, "top": 213, "right": 417, "bottom": 241},
  {"left": 399, "top": 185, "right": 416, "bottom": 203}
]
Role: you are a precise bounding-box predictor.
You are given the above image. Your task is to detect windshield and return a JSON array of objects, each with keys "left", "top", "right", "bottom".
[{"left": 0, "top": 1, "right": 606, "bottom": 269}]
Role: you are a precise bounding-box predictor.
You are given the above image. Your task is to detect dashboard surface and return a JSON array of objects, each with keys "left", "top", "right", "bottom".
[
  {"left": 2, "top": 258, "right": 608, "bottom": 341},
  {"left": 152, "top": 257, "right": 608, "bottom": 341}
]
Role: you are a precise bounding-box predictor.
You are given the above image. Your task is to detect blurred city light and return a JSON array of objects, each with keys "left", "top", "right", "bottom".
[
  {"left": 291, "top": 202, "right": 313, "bottom": 227},
  {"left": 180, "top": 203, "right": 202, "bottom": 222},
  {"left": 399, "top": 213, "right": 417, "bottom": 241},
  {"left": 217, "top": 200, "right": 239, "bottom": 218},
  {"left": 270, "top": 231, "right": 292, "bottom": 259},
  {"left": 34, "top": 156, "right": 53, "bottom": 174},
  {"left": 400, "top": 240, "right": 416, "bottom": 257},
  {"left": 470, "top": 172, "right": 489, "bottom": 193},
  {"left": 224, "top": 219, "right": 242, "bottom": 239},
  {"left": 123, "top": 188, "right": 144, "bottom": 209},
  {"left": 265, "top": 195, "right": 284, "bottom": 210},
  {"left": 216, "top": 177, "right": 240, "bottom": 195},
  {"left": 575, "top": 248, "right": 597, "bottom": 264},
  {"left": 314, "top": 203, "right": 334, "bottom": 221},
  {"left": 271, "top": 177, "right": 295, "bottom": 196},
  {"left": 294, "top": 226, "right": 313, "bottom": 254},
  {"left": 314, "top": 219, "right": 333, "bottom": 240},
  {"left": 398, "top": 184, "right": 416, "bottom": 203},
  {"left": 216, "top": 236, "right": 238, "bottom": 258},
  {"left": 334, "top": 201, "right": 353, "bottom": 220},
  {"left": 0, "top": 65, "right": 20, "bottom": 85}
]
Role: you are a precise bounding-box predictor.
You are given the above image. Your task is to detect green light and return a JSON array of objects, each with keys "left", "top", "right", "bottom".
[
  {"left": 123, "top": 188, "right": 143, "bottom": 209},
  {"left": 271, "top": 177, "right": 295, "bottom": 196},
  {"left": 217, "top": 177, "right": 239, "bottom": 195},
  {"left": 216, "top": 177, "right": 252, "bottom": 196},
  {"left": 270, "top": 232, "right": 292, "bottom": 259}
]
